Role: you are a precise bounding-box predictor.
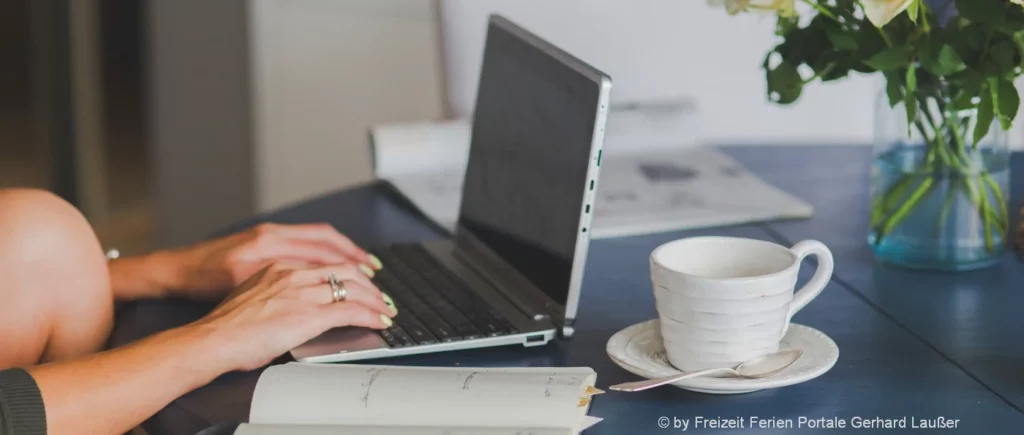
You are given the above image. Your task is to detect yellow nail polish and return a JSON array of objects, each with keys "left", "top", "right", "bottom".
[
  {"left": 382, "top": 293, "right": 398, "bottom": 315},
  {"left": 359, "top": 264, "right": 375, "bottom": 278},
  {"left": 380, "top": 314, "right": 393, "bottom": 327},
  {"left": 368, "top": 254, "right": 383, "bottom": 270}
]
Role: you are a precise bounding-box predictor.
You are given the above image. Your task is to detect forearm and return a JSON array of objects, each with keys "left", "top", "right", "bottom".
[
  {"left": 27, "top": 323, "right": 228, "bottom": 435},
  {"left": 107, "top": 250, "right": 185, "bottom": 300}
]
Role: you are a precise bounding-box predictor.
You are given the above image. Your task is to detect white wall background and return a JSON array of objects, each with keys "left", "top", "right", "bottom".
[
  {"left": 440, "top": 0, "right": 1024, "bottom": 148},
  {"left": 196, "top": 0, "right": 1024, "bottom": 220},
  {"left": 440, "top": 0, "right": 878, "bottom": 146},
  {"left": 250, "top": 0, "right": 446, "bottom": 212}
]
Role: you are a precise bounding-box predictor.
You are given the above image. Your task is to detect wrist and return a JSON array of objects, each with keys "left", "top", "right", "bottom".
[
  {"left": 149, "top": 248, "right": 192, "bottom": 296},
  {"left": 108, "top": 250, "right": 190, "bottom": 300},
  {"left": 171, "top": 320, "right": 242, "bottom": 382}
]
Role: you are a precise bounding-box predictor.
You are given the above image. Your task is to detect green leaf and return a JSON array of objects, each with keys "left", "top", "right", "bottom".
[
  {"left": 935, "top": 45, "right": 967, "bottom": 75},
  {"left": 819, "top": 55, "right": 853, "bottom": 82},
  {"left": 864, "top": 47, "right": 911, "bottom": 71},
  {"left": 956, "top": 69, "right": 987, "bottom": 95},
  {"left": 949, "top": 91, "right": 977, "bottom": 111},
  {"left": 1014, "top": 31, "right": 1024, "bottom": 68},
  {"left": 908, "top": 0, "right": 920, "bottom": 25},
  {"left": 988, "top": 78, "right": 1002, "bottom": 126},
  {"left": 775, "top": 15, "right": 799, "bottom": 37},
  {"left": 904, "top": 65, "right": 918, "bottom": 136},
  {"left": 767, "top": 61, "right": 803, "bottom": 104},
  {"left": 989, "top": 41, "right": 1018, "bottom": 75},
  {"left": 975, "top": 86, "right": 995, "bottom": 146},
  {"left": 852, "top": 22, "right": 888, "bottom": 64},
  {"left": 826, "top": 27, "right": 859, "bottom": 51},
  {"left": 956, "top": 0, "right": 1007, "bottom": 24},
  {"left": 993, "top": 22, "right": 1024, "bottom": 35},
  {"left": 993, "top": 78, "right": 1020, "bottom": 131},
  {"left": 948, "top": 25, "right": 989, "bottom": 65},
  {"left": 884, "top": 72, "right": 903, "bottom": 108},
  {"left": 921, "top": 44, "right": 967, "bottom": 76}
]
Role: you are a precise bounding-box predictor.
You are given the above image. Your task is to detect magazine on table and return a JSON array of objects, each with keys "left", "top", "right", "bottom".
[{"left": 369, "top": 117, "right": 813, "bottom": 239}]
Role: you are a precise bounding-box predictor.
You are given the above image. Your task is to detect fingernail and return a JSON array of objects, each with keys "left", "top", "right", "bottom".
[
  {"left": 382, "top": 293, "right": 398, "bottom": 315},
  {"left": 359, "top": 264, "right": 375, "bottom": 278},
  {"left": 380, "top": 314, "right": 393, "bottom": 327},
  {"left": 368, "top": 254, "right": 383, "bottom": 270}
]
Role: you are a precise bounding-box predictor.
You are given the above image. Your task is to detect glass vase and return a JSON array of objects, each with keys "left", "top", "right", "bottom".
[{"left": 869, "top": 89, "right": 1010, "bottom": 271}]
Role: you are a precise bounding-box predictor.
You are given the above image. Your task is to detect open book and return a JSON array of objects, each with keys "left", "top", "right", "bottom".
[
  {"left": 370, "top": 116, "right": 813, "bottom": 239},
  {"left": 231, "top": 363, "right": 603, "bottom": 435}
]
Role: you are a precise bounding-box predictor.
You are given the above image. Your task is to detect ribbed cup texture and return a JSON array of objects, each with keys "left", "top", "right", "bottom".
[{"left": 654, "top": 283, "right": 795, "bottom": 372}]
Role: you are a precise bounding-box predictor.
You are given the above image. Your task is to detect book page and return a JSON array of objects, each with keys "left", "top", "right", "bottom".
[
  {"left": 235, "top": 424, "right": 574, "bottom": 435},
  {"left": 250, "top": 364, "right": 596, "bottom": 430},
  {"left": 589, "top": 147, "right": 814, "bottom": 238},
  {"left": 580, "top": 416, "right": 603, "bottom": 431}
]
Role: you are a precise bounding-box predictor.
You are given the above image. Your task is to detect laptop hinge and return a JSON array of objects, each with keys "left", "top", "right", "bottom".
[{"left": 451, "top": 230, "right": 566, "bottom": 327}]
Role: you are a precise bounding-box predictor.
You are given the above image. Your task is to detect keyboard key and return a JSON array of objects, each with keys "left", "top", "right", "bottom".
[
  {"left": 373, "top": 245, "right": 525, "bottom": 344},
  {"left": 390, "top": 325, "right": 416, "bottom": 347},
  {"left": 392, "top": 309, "right": 437, "bottom": 344},
  {"left": 399, "top": 275, "right": 481, "bottom": 338},
  {"left": 379, "top": 327, "right": 400, "bottom": 347},
  {"left": 419, "top": 270, "right": 506, "bottom": 336},
  {"left": 390, "top": 245, "right": 518, "bottom": 335},
  {"left": 377, "top": 271, "right": 462, "bottom": 342}
]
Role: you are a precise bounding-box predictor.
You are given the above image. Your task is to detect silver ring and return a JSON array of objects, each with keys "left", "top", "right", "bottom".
[{"left": 328, "top": 273, "right": 347, "bottom": 303}]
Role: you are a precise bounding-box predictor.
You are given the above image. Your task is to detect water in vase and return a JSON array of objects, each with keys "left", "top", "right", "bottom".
[{"left": 869, "top": 145, "right": 1010, "bottom": 271}]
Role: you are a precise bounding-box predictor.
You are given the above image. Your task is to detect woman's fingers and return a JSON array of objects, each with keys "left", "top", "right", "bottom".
[
  {"left": 256, "top": 223, "right": 375, "bottom": 269},
  {"left": 297, "top": 280, "right": 395, "bottom": 317},
  {"left": 316, "top": 301, "right": 393, "bottom": 330},
  {"left": 251, "top": 232, "right": 349, "bottom": 266},
  {"left": 278, "top": 264, "right": 378, "bottom": 295}
]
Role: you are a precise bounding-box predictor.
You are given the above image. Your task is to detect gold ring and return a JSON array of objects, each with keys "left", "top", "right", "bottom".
[{"left": 328, "top": 273, "right": 347, "bottom": 303}]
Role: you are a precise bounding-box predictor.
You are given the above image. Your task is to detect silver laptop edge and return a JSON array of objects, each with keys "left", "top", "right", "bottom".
[
  {"left": 291, "top": 15, "right": 611, "bottom": 363},
  {"left": 452, "top": 14, "right": 613, "bottom": 335}
]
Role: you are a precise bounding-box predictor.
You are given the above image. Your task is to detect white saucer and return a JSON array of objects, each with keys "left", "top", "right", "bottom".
[{"left": 606, "top": 319, "right": 839, "bottom": 394}]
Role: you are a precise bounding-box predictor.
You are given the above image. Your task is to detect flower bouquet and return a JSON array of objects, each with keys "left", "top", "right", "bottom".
[{"left": 715, "top": 0, "right": 1023, "bottom": 270}]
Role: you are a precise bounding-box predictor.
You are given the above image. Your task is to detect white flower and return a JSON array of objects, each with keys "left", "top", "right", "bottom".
[
  {"left": 709, "top": 0, "right": 798, "bottom": 17},
  {"left": 861, "top": 0, "right": 916, "bottom": 27},
  {"left": 1013, "top": 0, "right": 1024, "bottom": 6}
]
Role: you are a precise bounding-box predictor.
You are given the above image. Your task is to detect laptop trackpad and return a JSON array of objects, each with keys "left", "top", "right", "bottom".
[{"left": 291, "top": 327, "right": 388, "bottom": 360}]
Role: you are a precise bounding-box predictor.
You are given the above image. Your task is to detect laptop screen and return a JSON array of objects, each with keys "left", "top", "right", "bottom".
[{"left": 456, "top": 18, "right": 604, "bottom": 309}]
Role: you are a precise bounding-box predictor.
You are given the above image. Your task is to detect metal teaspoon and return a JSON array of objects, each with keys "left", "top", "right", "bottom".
[{"left": 609, "top": 349, "right": 804, "bottom": 392}]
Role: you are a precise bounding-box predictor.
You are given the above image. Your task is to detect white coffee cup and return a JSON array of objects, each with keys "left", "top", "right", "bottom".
[{"left": 650, "top": 236, "right": 834, "bottom": 372}]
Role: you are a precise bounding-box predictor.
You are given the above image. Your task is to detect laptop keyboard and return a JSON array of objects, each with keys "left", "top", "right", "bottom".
[{"left": 372, "top": 244, "right": 519, "bottom": 348}]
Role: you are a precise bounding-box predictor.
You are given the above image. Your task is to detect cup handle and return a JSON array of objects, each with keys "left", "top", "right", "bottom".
[{"left": 783, "top": 240, "right": 834, "bottom": 335}]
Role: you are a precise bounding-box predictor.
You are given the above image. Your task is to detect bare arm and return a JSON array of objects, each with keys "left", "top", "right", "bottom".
[
  {"left": 107, "top": 250, "right": 183, "bottom": 300},
  {"left": 28, "top": 324, "right": 225, "bottom": 434},
  {"left": 30, "top": 262, "right": 396, "bottom": 435},
  {"left": 108, "top": 223, "right": 381, "bottom": 301}
]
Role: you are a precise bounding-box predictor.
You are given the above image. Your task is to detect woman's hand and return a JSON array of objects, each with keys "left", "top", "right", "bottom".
[
  {"left": 195, "top": 261, "right": 397, "bottom": 372},
  {"left": 174, "top": 223, "right": 383, "bottom": 300},
  {"left": 29, "top": 261, "right": 397, "bottom": 435},
  {"left": 110, "top": 222, "right": 385, "bottom": 301}
]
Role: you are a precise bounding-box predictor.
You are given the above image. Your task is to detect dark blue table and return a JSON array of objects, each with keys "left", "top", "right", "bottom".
[{"left": 110, "top": 146, "right": 1024, "bottom": 434}]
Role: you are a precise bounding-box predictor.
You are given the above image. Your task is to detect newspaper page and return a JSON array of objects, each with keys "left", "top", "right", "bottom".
[{"left": 369, "top": 119, "right": 812, "bottom": 239}]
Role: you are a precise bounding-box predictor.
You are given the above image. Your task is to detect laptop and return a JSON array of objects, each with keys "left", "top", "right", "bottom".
[{"left": 291, "top": 14, "right": 612, "bottom": 363}]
